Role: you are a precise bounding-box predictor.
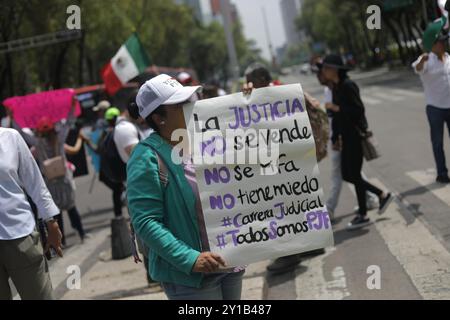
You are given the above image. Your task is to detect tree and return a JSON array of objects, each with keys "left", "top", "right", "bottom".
[
  {"left": 188, "top": 21, "right": 227, "bottom": 81},
  {"left": 0, "top": 0, "right": 263, "bottom": 103},
  {"left": 296, "top": 0, "right": 432, "bottom": 68}
]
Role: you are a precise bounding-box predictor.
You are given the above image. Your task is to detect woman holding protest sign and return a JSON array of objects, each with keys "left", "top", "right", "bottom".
[
  {"left": 127, "top": 74, "right": 244, "bottom": 300},
  {"left": 318, "top": 54, "right": 393, "bottom": 230}
]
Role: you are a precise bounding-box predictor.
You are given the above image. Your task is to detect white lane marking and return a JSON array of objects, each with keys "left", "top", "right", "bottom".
[
  {"left": 406, "top": 169, "right": 450, "bottom": 205},
  {"left": 295, "top": 247, "right": 350, "bottom": 300},
  {"left": 363, "top": 86, "right": 424, "bottom": 105},
  {"left": 389, "top": 88, "right": 424, "bottom": 98},
  {"left": 366, "top": 178, "right": 450, "bottom": 299},
  {"left": 369, "top": 90, "right": 403, "bottom": 102}
]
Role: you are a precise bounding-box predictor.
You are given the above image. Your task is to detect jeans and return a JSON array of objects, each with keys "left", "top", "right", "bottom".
[
  {"left": 326, "top": 139, "right": 378, "bottom": 215},
  {"left": 161, "top": 270, "right": 244, "bottom": 300},
  {"left": 426, "top": 105, "right": 450, "bottom": 177}
]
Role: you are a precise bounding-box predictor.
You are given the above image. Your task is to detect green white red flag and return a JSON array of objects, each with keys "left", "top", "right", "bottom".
[{"left": 101, "top": 33, "right": 151, "bottom": 96}]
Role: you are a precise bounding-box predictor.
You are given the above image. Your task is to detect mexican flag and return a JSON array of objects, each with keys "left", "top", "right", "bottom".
[{"left": 101, "top": 33, "right": 151, "bottom": 96}]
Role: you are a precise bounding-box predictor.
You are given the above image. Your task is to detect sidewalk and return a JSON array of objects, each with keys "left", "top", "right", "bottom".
[{"left": 52, "top": 226, "right": 269, "bottom": 300}]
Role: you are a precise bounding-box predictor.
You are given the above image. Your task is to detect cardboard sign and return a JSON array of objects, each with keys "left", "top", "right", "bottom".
[{"left": 184, "top": 84, "right": 334, "bottom": 267}]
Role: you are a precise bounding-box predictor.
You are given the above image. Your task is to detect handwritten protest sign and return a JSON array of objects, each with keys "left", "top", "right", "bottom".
[
  {"left": 184, "top": 84, "right": 334, "bottom": 267},
  {"left": 2, "top": 89, "right": 81, "bottom": 129}
]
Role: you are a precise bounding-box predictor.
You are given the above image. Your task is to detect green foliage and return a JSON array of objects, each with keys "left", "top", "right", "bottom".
[
  {"left": 296, "top": 0, "right": 426, "bottom": 68},
  {"left": 282, "top": 43, "right": 311, "bottom": 67},
  {"left": 0, "top": 0, "right": 260, "bottom": 101},
  {"left": 188, "top": 21, "right": 227, "bottom": 81}
]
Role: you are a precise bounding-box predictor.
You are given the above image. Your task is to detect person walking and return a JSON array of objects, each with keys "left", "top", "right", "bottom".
[
  {"left": 33, "top": 100, "right": 88, "bottom": 245},
  {"left": 0, "top": 127, "right": 63, "bottom": 300},
  {"left": 85, "top": 107, "right": 126, "bottom": 218},
  {"left": 127, "top": 74, "right": 244, "bottom": 300},
  {"left": 412, "top": 16, "right": 450, "bottom": 184},
  {"left": 316, "top": 62, "right": 378, "bottom": 222},
  {"left": 318, "top": 54, "right": 393, "bottom": 230},
  {"left": 92, "top": 100, "right": 110, "bottom": 131}
]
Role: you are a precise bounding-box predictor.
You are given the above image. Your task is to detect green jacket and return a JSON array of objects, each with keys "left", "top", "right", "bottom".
[{"left": 126, "top": 133, "right": 203, "bottom": 288}]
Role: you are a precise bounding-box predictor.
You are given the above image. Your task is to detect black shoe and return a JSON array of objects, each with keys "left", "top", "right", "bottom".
[
  {"left": 346, "top": 215, "right": 370, "bottom": 230},
  {"left": 298, "top": 248, "right": 325, "bottom": 258},
  {"left": 266, "top": 254, "right": 302, "bottom": 273},
  {"left": 378, "top": 192, "right": 393, "bottom": 215},
  {"left": 436, "top": 175, "right": 450, "bottom": 184}
]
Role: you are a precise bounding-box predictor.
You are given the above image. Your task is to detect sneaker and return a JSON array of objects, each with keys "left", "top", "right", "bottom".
[
  {"left": 346, "top": 215, "right": 371, "bottom": 230},
  {"left": 353, "top": 199, "right": 379, "bottom": 213},
  {"left": 80, "top": 233, "right": 93, "bottom": 244},
  {"left": 266, "top": 254, "right": 302, "bottom": 273},
  {"left": 436, "top": 175, "right": 450, "bottom": 184},
  {"left": 298, "top": 248, "right": 325, "bottom": 258},
  {"left": 378, "top": 193, "right": 393, "bottom": 215}
]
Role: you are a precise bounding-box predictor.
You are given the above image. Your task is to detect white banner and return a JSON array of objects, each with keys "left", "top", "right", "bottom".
[{"left": 184, "top": 84, "right": 334, "bottom": 267}]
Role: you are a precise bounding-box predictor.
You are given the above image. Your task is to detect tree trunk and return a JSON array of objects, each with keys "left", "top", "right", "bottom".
[
  {"left": 405, "top": 10, "right": 421, "bottom": 57},
  {"left": 383, "top": 16, "right": 407, "bottom": 65},
  {"left": 86, "top": 55, "right": 95, "bottom": 84},
  {"left": 53, "top": 44, "right": 70, "bottom": 89},
  {"left": 397, "top": 12, "right": 414, "bottom": 60},
  {"left": 358, "top": 3, "right": 377, "bottom": 67},
  {"left": 6, "top": 53, "right": 14, "bottom": 96},
  {"left": 412, "top": 23, "right": 425, "bottom": 53},
  {"left": 78, "top": 30, "right": 85, "bottom": 86}
]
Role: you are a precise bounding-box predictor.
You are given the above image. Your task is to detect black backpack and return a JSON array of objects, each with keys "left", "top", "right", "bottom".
[{"left": 98, "top": 128, "right": 127, "bottom": 183}]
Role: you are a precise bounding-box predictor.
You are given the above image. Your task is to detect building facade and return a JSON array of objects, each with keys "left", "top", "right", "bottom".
[{"left": 280, "top": 0, "right": 304, "bottom": 45}]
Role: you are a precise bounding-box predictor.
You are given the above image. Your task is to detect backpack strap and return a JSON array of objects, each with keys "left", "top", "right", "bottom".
[
  {"left": 155, "top": 152, "right": 169, "bottom": 188},
  {"left": 129, "top": 142, "right": 168, "bottom": 264},
  {"left": 140, "top": 141, "right": 169, "bottom": 189}
]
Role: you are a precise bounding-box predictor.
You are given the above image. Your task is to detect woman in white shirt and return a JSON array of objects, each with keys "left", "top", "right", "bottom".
[{"left": 0, "top": 127, "right": 63, "bottom": 300}]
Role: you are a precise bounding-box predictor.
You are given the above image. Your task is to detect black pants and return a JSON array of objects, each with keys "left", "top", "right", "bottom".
[
  {"left": 56, "top": 207, "right": 85, "bottom": 245},
  {"left": 341, "top": 134, "right": 383, "bottom": 216},
  {"left": 354, "top": 178, "right": 383, "bottom": 216},
  {"left": 99, "top": 171, "right": 124, "bottom": 217}
]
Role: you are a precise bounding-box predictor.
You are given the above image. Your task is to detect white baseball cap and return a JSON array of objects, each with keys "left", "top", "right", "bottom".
[
  {"left": 136, "top": 74, "right": 201, "bottom": 119},
  {"left": 93, "top": 100, "right": 111, "bottom": 112}
]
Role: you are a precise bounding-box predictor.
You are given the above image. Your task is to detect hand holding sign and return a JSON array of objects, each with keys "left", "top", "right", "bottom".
[
  {"left": 184, "top": 84, "right": 334, "bottom": 267},
  {"left": 192, "top": 252, "right": 227, "bottom": 273}
]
